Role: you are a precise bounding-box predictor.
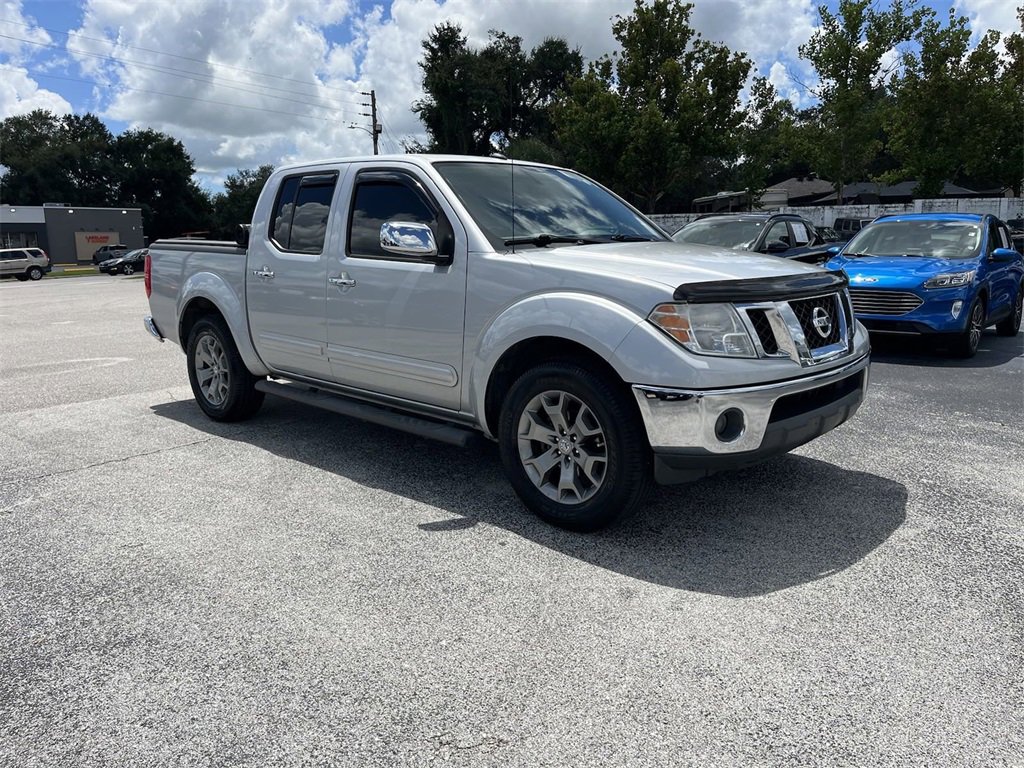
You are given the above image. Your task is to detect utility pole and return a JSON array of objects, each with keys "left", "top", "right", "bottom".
[{"left": 360, "top": 90, "right": 383, "bottom": 155}]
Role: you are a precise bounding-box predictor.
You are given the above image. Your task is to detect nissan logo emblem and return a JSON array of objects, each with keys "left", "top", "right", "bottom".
[{"left": 812, "top": 306, "right": 833, "bottom": 338}]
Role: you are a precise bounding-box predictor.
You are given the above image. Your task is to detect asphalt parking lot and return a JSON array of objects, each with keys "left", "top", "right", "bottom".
[{"left": 1, "top": 276, "right": 1022, "bottom": 766}]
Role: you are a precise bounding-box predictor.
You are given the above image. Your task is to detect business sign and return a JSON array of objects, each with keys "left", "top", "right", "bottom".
[{"left": 74, "top": 231, "right": 119, "bottom": 262}]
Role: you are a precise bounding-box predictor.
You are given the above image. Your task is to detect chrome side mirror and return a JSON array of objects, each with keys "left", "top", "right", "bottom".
[{"left": 380, "top": 221, "right": 438, "bottom": 258}]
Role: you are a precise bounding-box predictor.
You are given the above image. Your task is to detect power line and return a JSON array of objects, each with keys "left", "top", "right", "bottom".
[
  {"left": 0, "top": 31, "right": 365, "bottom": 115},
  {"left": 0, "top": 16, "right": 367, "bottom": 100},
  {"left": 2, "top": 66, "right": 341, "bottom": 123}
]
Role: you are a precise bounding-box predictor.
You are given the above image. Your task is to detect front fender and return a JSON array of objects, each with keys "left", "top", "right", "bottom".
[
  {"left": 467, "top": 292, "right": 646, "bottom": 435},
  {"left": 177, "top": 272, "right": 269, "bottom": 376}
]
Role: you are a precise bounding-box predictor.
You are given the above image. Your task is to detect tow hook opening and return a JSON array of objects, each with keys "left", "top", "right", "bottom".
[{"left": 714, "top": 408, "right": 745, "bottom": 443}]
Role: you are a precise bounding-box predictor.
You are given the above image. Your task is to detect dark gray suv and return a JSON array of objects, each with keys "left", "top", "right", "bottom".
[
  {"left": 91, "top": 244, "right": 129, "bottom": 264},
  {"left": 672, "top": 213, "right": 832, "bottom": 264}
]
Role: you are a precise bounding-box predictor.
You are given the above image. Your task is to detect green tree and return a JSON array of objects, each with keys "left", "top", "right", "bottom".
[
  {"left": 884, "top": 9, "right": 1015, "bottom": 195},
  {"left": 996, "top": 9, "right": 1024, "bottom": 194},
  {"left": 58, "top": 114, "right": 117, "bottom": 206},
  {"left": 554, "top": 0, "right": 750, "bottom": 211},
  {"left": 113, "top": 128, "right": 211, "bottom": 240},
  {"left": 799, "top": 0, "right": 925, "bottom": 200},
  {"left": 0, "top": 110, "right": 115, "bottom": 205},
  {"left": 413, "top": 24, "right": 582, "bottom": 155},
  {"left": 212, "top": 164, "right": 274, "bottom": 239},
  {"left": 734, "top": 77, "right": 800, "bottom": 207}
]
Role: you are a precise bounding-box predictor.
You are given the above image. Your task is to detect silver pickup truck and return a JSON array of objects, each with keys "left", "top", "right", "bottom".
[{"left": 145, "top": 155, "right": 870, "bottom": 530}]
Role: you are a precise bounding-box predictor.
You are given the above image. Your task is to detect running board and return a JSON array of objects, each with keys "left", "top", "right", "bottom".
[{"left": 255, "top": 379, "right": 480, "bottom": 448}]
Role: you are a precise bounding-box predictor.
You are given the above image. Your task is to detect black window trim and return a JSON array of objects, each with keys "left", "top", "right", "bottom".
[
  {"left": 268, "top": 170, "right": 339, "bottom": 255},
  {"left": 345, "top": 168, "right": 451, "bottom": 263}
]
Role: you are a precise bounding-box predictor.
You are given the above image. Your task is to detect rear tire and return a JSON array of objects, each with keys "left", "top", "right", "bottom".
[
  {"left": 498, "top": 362, "right": 652, "bottom": 532},
  {"left": 186, "top": 316, "right": 264, "bottom": 422},
  {"left": 996, "top": 282, "right": 1022, "bottom": 337},
  {"left": 951, "top": 297, "right": 984, "bottom": 358},
  {"left": 27, "top": 266, "right": 43, "bottom": 281},
  {"left": 123, "top": 264, "right": 135, "bottom": 276}
]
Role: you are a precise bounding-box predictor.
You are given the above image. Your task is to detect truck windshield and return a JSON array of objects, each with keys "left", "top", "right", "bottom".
[{"left": 432, "top": 161, "right": 667, "bottom": 250}]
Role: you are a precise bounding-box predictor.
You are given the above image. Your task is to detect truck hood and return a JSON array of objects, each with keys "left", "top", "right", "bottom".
[{"left": 519, "top": 240, "right": 823, "bottom": 291}]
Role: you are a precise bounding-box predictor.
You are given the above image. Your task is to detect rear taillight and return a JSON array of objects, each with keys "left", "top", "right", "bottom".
[{"left": 144, "top": 254, "right": 152, "bottom": 297}]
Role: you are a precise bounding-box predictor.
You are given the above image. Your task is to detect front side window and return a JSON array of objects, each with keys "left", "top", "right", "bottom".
[
  {"left": 764, "top": 221, "right": 790, "bottom": 246},
  {"left": 986, "top": 222, "right": 1000, "bottom": 254},
  {"left": 347, "top": 175, "right": 442, "bottom": 259},
  {"left": 790, "top": 221, "right": 811, "bottom": 245},
  {"left": 269, "top": 173, "right": 337, "bottom": 253}
]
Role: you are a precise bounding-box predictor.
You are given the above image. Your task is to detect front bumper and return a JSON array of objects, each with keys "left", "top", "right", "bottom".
[
  {"left": 632, "top": 353, "right": 869, "bottom": 484},
  {"left": 854, "top": 286, "right": 972, "bottom": 334}
]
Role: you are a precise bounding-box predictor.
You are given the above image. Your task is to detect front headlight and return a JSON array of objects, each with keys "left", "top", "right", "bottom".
[
  {"left": 923, "top": 270, "right": 976, "bottom": 289},
  {"left": 649, "top": 303, "right": 756, "bottom": 357}
]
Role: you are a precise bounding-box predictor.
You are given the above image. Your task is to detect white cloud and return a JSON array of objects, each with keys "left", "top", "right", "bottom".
[
  {"left": 957, "top": 0, "right": 1020, "bottom": 40},
  {"left": 0, "top": 0, "right": 74, "bottom": 117},
  {"left": 57, "top": 0, "right": 823, "bottom": 186},
  {"left": 0, "top": 65, "right": 74, "bottom": 116},
  {"left": 766, "top": 60, "right": 814, "bottom": 109}
]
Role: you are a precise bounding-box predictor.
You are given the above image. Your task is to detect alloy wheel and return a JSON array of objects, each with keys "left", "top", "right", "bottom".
[
  {"left": 969, "top": 302, "right": 983, "bottom": 352},
  {"left": 194, "top": 333, "right": 230, "bottom": 406},
  {"left": 516, "top": 389, "right": 607, "bottom": 504}
]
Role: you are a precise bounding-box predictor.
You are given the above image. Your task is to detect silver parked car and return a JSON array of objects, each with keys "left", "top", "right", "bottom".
[{"left": 0, "top": 247, "right": 50, "bottom": 281}]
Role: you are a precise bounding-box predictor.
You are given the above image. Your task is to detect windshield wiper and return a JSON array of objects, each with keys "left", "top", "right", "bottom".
[
  {"left": 607, "top": 234, "right": 655, "bottom": 242},
  {"left": 503, "top": 234, "right": 603, "bottom": 247}
]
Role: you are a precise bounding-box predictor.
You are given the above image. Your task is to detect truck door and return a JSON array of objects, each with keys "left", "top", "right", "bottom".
[
  {"left": 246, "top": 170, "right": 340, "bottom": 380},
  {"left": 325, "top": 165, "right": 467, "bottom": 412}
]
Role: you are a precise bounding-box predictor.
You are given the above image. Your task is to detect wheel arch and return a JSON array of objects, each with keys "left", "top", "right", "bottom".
[
  {"left": 176, "top": 274, "right": 269, "bottom": 376},
  {"left": 482, "top": 336, "right": 639, "bottom": 440}
]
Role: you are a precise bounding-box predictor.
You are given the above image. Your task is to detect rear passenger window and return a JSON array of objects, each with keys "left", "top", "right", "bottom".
[
  {"left": 269, "top": 173, "right": 338, "bottom": 254},
  {"left": 791, "top": 221, "right": 811, "bottom": 245}
]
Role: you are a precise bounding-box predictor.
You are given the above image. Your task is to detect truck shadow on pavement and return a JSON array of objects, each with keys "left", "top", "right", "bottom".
[{"left": 152, "top": 398, "right": 907, "bottom": 598}]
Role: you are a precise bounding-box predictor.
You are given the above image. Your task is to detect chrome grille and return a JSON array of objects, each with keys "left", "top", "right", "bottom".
[
  {"left": 738, "top": 290, "right": 851, "bottom": 366},
  {"left": 746, "top": 308, "right": 779, "bottom": 354},
  {"left": 788, "top": 294, "right": 843, "bottom": 349},
  {"left": 849, "top": 289, "right": 923, "bottom": 316}
]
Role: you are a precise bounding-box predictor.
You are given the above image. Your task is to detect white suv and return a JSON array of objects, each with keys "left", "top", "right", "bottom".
[{"left": 0, "top": 247, "right": 50, "bottom": 281}]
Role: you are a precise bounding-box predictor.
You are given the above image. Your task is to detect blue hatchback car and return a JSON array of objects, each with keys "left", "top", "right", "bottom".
[{"left": 825, "top": 213, "right": 1023, "bottom": 357}]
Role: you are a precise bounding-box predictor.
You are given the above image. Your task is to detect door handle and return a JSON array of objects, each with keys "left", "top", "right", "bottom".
[
  {"left": 252, "top": 267, "right": 275, "bottom": 279},
  {"left": 329, "top": 274, "right": 357, "bottom": 287}
]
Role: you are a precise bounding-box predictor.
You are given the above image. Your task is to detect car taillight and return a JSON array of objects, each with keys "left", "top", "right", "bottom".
[{"left": 144, "top": 253, "right": 152, "bottom": 297}]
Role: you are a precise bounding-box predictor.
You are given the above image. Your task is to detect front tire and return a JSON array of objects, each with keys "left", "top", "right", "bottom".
[
  {"left": 498, "top": 362, "right": 652, "bottom": 532},
  {"left": 186, "top": 316, "right": 264, "bottom": 422},
  {"left": 951, "top": 297, "right": 985, "bottom": 358},
  {"left": 996, "top": 282, "right": 1023, "bottom": 337}
]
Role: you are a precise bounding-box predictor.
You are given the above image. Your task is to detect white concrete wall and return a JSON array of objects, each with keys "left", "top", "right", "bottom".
[{"left": 650, "top": 198, "right": 1024, "bottom": 233}]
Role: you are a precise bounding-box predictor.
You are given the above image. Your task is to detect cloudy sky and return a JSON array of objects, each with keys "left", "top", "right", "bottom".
[{"left": 0, "top": 0, "right": 1017, "bottom": 192}]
